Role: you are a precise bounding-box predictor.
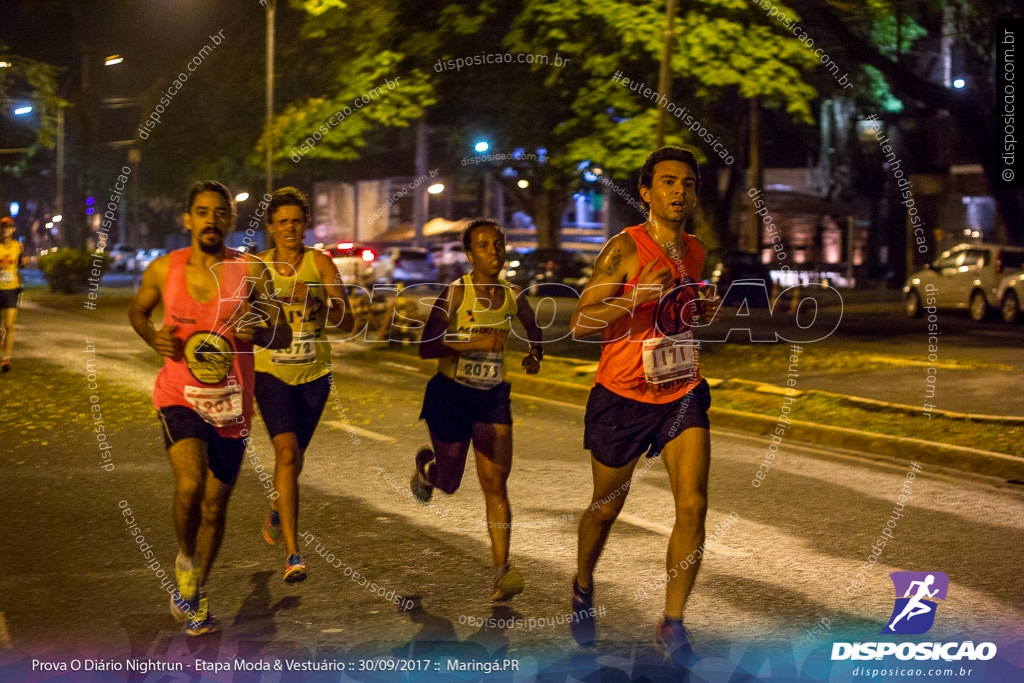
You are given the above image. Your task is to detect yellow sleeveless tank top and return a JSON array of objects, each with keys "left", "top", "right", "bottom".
[
  {"left": 437, "top": 275, "right": 518, "bottom": 389},
  {"left": 254, "top": 248, "right": 332, "bottom": 384},
  {"left": 0, "top": 239, "right": 22, "bottom": 290}
]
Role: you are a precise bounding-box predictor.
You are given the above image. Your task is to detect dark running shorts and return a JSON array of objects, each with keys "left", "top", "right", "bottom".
[
  {"left": 584, "top": 379, "right": 711, "bottom": 468},
  {"left": 157, "top": 406, "right": 246, "bottom": 485},
  {"left": 0, "top": 288, "right": 22, "bottom": 310},
  {"left": 419, "top": 372, "right": 512, "bottom": 444},
  {"left": 254, "top": 371, "right": 331, "bottom": 449}
]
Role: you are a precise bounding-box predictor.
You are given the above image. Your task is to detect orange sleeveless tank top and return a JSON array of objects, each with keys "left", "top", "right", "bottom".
[{"left": 593, "top": 225, "right": 705, "bottom": 404}]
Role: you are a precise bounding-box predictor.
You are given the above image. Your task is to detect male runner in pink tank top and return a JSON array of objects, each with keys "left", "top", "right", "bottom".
[
  {"left": 568, "top": 148, "right": 721, "bottom": 663},
  {"left": 129, "top": 181, "right": 291, "bottom": 636}
]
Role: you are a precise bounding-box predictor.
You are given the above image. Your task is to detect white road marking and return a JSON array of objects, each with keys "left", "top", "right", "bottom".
[
  {"left": 322, "top": 421, "right": 396, "bottom": 442},
  {"left": 617, "top": 512, "right": 752, "bottom": 558},
  {"left": 510, "top": 391, "right": 586, "bottom": 410},
  {"left": 379, "top": 361, "right": 423, "bottom": 373}
]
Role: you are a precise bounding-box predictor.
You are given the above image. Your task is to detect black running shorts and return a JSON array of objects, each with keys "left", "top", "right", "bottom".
[
  {"left": 254, "top": 371, "right": 331, "bottom": 450},
  {"left": 157, "top": 405, "right": 246, "bottom": 485},
  {"left": 0, "top": 288, "right": 22, "bottom": 310},
  {"left": 584, "top": 380, "right": 711, "bottom": 469},
  {"left": 419, "top": 372, "right": 512, "bottom": 444}
]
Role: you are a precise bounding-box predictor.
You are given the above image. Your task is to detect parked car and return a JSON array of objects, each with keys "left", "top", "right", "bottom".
[
  {"left": 505, "top": 248, "right": 593, "bottom": 293},
  {"left": 429, "top": 241, "right": 470, "bottom": 282},
  {"left": 136, "top": 248, "right": 166, "bottom": 271},
  {"left": 372, "top": 246, "right": 438, "bottom": 284},
  {"left": 109, "top": 243, "right": 137, "bottom": 272},
  {"left": 324, "top": 242, "right": 377, "bottom": 285},
  {"left": 709, "top": 251, "right": 772, "bottom": 307},
  {"left": 996, "top": 270, "right": 1024, "bottom": 323},
  {"left": 903, "top": 243, "right": 1024, "bottom": 321}
]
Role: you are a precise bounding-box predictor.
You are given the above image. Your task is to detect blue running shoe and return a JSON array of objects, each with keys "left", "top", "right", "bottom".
[
  {"left": 284, "top": 553, "right": 307, "bottom": 583},
  {"left": 655, "top": 619, "right": 695, "bottom": 667},
  {"left": 570, "top": 579, "right": 596, "bottom": 646}
]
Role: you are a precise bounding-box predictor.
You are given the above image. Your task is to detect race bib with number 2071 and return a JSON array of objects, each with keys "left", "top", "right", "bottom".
[{"left": 455, "top": 351, "right": 503, "bottom": 389}]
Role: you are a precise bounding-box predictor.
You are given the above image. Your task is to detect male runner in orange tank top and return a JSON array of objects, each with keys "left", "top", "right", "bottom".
[{"left": 568, "top": 147, "right": 720, "bottom": 663}]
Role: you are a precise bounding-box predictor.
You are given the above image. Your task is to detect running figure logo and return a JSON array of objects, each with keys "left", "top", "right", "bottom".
[
  {"left": 653, "top": 276, "right": 700, "bottom": 337},
  {"left": 881, "top": 571, "right": 949, "bottom": 635}
]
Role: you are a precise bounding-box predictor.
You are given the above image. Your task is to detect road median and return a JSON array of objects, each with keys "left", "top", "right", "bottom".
[{"left": 350, "top": 345, "right": 1024, "bottom": 482}]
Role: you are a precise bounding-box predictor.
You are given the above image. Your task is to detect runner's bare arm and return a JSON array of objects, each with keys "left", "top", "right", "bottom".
[
  {"left": 128, "top": 255, "right": 181, "bottom": 359},
  {"left": 569, "top": 233, "right": 671, "bottom": 338},
  {"left": 237, "top": 258, "right": 292, "bottom": 349},
  {"left": 513, "top": 284, "right": 543, "bottom": 374},
  {"left": 418, "top": 283, "right": 496, "bottom": 358},
  {"left": 314, "top": 250, "right": 354, "bottom": 332}
]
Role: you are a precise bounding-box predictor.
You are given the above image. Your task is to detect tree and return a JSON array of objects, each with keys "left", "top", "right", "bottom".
[
  {"left": 0, "top": 45, "right": 62, "bottom": 243},
  {"left": 270, "top": 0, "right": 822, "bottom": 252},
  {"left": 790, "top": 0, "right": 1024, "bottom": 245}
]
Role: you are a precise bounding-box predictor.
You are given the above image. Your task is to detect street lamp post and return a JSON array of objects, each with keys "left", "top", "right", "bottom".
[
  {"left": 266, "top": 0, "right": 276, "bottom": 199},
  {"left": 655, "top": 0, "right": 677, "bottom": 147}
]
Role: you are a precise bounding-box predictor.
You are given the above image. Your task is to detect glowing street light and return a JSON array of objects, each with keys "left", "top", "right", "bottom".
[
  {"left": 104, "top": 54, "right": 124, "bottom": 67},
  {"left": 52, "top": 214, "right": 63, "bottom": 223},
  {"left": 953, "top": 78, "right": 966, "bottom": 89},
  {"left": 474, "top": 140, "right": 489, "bottom": 153},
  {"left": 13, "top": 106, "right": 32, "bottom": 116},
  {"left": 235, "top": 192, "right": 250, "bottom": 202},
  {"left": 517, "top": 179, "right": 529, "bottom": 189},
  {"left": 427, "top": 183, "right": 444, "bottom": 195}
]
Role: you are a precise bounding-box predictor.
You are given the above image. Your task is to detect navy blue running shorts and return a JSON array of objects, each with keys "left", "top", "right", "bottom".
[
  {"left": 584, "top": 379, "right": 711, "bottom": 469},
  {"left": 419, "top": 372, "right": 512, "bottom": 444},
  {"left": 254, "top": 371, "right": 331, "bottom": 450},
  {"left": 157, "top": 406, "right": 246, "bottom": 485}
]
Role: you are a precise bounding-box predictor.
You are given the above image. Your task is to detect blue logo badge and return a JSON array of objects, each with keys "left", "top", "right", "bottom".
[{"left": 881, "top": 571, "right": 949, "bottom": 635}]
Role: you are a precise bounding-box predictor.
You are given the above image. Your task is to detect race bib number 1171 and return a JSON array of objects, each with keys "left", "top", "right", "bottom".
[{"left": 642, "top": 334, "right": 696, "bottom": 384}]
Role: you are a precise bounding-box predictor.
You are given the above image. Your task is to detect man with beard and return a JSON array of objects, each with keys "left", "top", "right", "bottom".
[
  {"left": 568, "top": 148, "right": 720, "bottom": 663},
  {"left": 129, "top": 180, "right": 291, "bottom": 636}
]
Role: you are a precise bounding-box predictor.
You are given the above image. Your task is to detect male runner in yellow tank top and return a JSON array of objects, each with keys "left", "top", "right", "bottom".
[
  {"left": 255, "top": 186, "right": 353, "bottom": 582},
  {"left": 411, "top": 218, "right": 543, "bottom": 601},
  {"left": 0, "top": 216, "right": 27, "bottom": 372}
]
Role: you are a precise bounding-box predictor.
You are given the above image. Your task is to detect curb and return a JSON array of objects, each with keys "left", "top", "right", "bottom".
[{"left": 352, "top": 348, "right": 1024, "bottom": 482}]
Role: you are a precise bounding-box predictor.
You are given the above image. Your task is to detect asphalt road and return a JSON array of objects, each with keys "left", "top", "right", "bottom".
[{"left": 2, "top": 303, "right": 1022, "bottom": 681}]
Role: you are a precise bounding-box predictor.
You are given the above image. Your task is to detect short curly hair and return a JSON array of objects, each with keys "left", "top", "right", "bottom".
[
  {"left": 186, "top": 180, "right": 233, "bottom": 213},
  {"left": 638, "top": 146, "right": 700, "bottom": 197},
  {"left": 461, "top": 218, "right": 504, "bottom": 252},
  {"left": 268, "top": 186, "right": 310, "bottom": 223}
]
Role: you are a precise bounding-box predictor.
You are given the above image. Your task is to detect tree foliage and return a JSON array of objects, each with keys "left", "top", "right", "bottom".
[
  {"left": 789, "top": 0, "right": 1024, "bottom": 244},
  {"left": 270, "top": 0, "right": 824, "bottom": 249}
]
